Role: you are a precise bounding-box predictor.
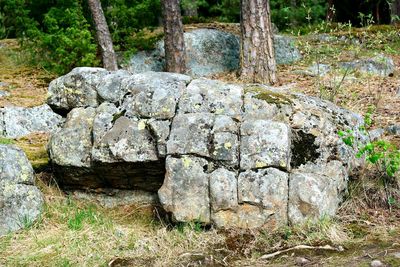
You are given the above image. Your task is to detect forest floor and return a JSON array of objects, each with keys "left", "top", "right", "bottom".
[{"left": 0, "top": 24, "right": 400, "bottom": 266}]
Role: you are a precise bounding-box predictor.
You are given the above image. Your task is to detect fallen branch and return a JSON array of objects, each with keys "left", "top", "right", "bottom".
[{"left": 259, "top": 244, "right": 344, "bottom": 260}]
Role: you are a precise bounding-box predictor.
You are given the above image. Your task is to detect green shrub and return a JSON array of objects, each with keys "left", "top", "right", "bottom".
[{"left": 338, "top": 109, "right": 400, "bottom": 183}]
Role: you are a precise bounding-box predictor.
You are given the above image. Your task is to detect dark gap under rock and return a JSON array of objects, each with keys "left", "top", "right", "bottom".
[
  {"left": 290, "top": 130, "right": 320, "bottom": 168},
  {"left": 52, "top": 160, "right": 165, "bottom": 192}
]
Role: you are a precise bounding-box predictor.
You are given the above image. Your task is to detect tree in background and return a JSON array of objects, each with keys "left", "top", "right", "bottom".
[
  {"left": 88, "top": 0, "right": 118, "bottom": 70},
  {"left": 240, "top": 0, "right": 276, "bottom": 84},
  {"left": 161, "top": 0, "right": 186, "bottom": 73}
]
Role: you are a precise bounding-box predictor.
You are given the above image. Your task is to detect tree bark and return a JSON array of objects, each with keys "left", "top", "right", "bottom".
[
  {"left": 161, "top": 0, "right": 186, "bottom": 73},
  {"left": 87, "top": 0, "right": 118, "bottom": 71},
  {"left": 240, "top": 0, "right": 276, "bottom": 84},
  {"left": 326, "top": 0, "right": 335, "bottom": 21}
]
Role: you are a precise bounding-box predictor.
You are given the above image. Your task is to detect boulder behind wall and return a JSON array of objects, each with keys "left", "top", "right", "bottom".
[
  {"left": 47, "top": 69, "right": 365, "bottom": 229},
  {"left": 125, "top": 29, "right": 301, "bottom": 77},
  {"left": 0, "top": 144, "right": 43, "bottom": 236}
]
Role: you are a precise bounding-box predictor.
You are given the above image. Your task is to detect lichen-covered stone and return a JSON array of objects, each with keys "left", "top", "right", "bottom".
[
  {"left": 122, "top": 72, "right": 191, "bottom": 119},
  {"left": 209, "top": 168, "right": 238, "bottom": 212},
  {"left": 47, "top": 67, "right": 109, "bottom": 111},
  {"left": 0, "top": 104, "right": 64, "bottom": 139},
  {"left": 158, "top": 156, "right": 210, "bottom": 223},
  {"left": 99, "top": 116, "right": 158, "bottom": 162},
  {"left": 148, "top": 119, "right": 171, "bottom": 157},
  {"left": 97, "top": 70, "right": 131, "bottom": 103},
  {"left": 179, "top": 78, "right": 243, "bottom": 119},
  {"left": 48, "top": 107, "right": 96, "bottom": 168},
  {"left": 240, "top": 119, "right": 291, "bottom": 170},
  {"left": 288, "top": 161, "right": 348, "bottom": 224},
  {"left": 211, "top": 204, "right": 276, "bottom": 229},
  {"left": 0, "top": 144, "right": 43, "bottom": 236},
  {"left": 238, "top": 168, "right": 288, "bottom": 226},
  {"left": 167, "top": 113, "right": 214, "bottom": 157}
]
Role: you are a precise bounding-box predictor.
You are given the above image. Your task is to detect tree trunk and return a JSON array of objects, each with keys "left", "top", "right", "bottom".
[
  {"left": 87, "top": 0, "right": 118, "bottom": 71},
  {"left": 240, "top": 0, "right": 276, "bottom": 84},
  {"left": 182, "top": 0, "right": 198, "bottom": 17},
  {"left": 326, "top": 0, "right": 335, "bottom": 21},
  {"left": 161, "top": 0, "right": 186, "bottom": 73}
]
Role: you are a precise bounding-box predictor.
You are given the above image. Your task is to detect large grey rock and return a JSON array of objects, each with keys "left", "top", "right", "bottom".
[
  {"left": 339, "top": 54, "right": 395, "bottom": 77},
  {"left": 126, "top": 29, "right": 301, "bottom": 77},
  {"left": 179, "top": 78, "right": 243, "bottom": 119},
  {"left": 47, "top": 70, "right": 366, "bottom": 228},
  {"left": 0, "top": 90, "right": 9, "bottom": 98},
  {"left": 0, "top": 104, "right": 64, "bottom": 139},
  {"left": 158, "top": 156, "right": 210, "bottom": 223},
  {"left": 274, "top": 35, "right": 302, "bottom": 65},
  {"left": 122, "top": 72, "right": 191, "bottom": 119},
  {"left": 97, "top": 70, "right": 131, "bottom": 103},
  {"left": 0, "top": 144, "right": 43, "bottom": 236},
  {"left": 238, "top": 168, "right": 288, "bottom": 226},
  {"left": 240, "top": 119, "right": 291, "bottom": 170},
  {"left": 47, "top": 67, "right": 109, "bottom": 112},
  {"left": 288, "top": 161, "right": 348, "bottom": 224},
  {"left": 48, "top": 107, "right": 96, "bottom": 168},
  {"left": 167, "top": 113, "right": 215, "bottom": 157}
]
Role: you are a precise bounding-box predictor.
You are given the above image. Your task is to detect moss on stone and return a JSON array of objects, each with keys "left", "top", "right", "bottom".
[{"left": 245, "top": 86, "right": 293, "bottom": 105}]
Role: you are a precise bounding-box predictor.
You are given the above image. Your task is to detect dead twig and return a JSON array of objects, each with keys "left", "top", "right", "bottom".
[{"left": 259, "top": 244, "right": 344, "bottom": 260}]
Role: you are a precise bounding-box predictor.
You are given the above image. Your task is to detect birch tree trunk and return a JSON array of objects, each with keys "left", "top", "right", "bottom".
[
  {"left": 87, "top": 0, "right": 118, "bottom": 71},
  {"left": 161, "top": 0, "right": 186, "bottom": 73},
  {"left": 240, "top": 0, "right": 276, "bottom": 84}
]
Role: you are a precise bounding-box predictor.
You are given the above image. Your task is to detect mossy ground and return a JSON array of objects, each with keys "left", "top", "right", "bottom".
[{"left": 0, "top": 24, "right": 400, "bottom": 266}]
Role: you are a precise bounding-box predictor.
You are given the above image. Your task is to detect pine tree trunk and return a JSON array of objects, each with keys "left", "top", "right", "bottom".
[
  {"left": 327, "top": 0, "right": 335, "bottom": 21},
  {"left": 240, "top": 0, "right": 276, "bottom": 84},
  {"left": 87, "top": 0, "right": 118, "bottom": 71},
  {"left": 161, "top": 0, "right": 186, "bottom": 73}
]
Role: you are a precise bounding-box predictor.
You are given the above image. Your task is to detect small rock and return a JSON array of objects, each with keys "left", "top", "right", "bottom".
[
  {"left": 386, "top": 125, "right": 400, "bottom": 136},
  {"left": 370, "top": 259, "right": 384, "bottom": 267},
  {"left": 396, "top": 86, "right": 400, "bottom": 97},
  {"left": 0, "top": 90, "right": 9, "bottom": 98},
  {"left": 295, "top": 257, "right": 310, "bottom": 266},
  {"left": 392, "top": 252, "right": 400, "bottom": 258},
  {"left": 295, "top": 63, "right": 331, "bottom": 77},
  {"left": 0, "top": 82, "right": 9, "bottom": 88},
  {"left": 368, "top": 128, "right": 384, "bottom": 141},
  {"left": 339, "top": 54, "right": 394, "bottom": 77}
]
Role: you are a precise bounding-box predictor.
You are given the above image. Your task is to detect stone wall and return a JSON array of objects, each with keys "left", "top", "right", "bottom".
[{"left": 47, "top": 68, "right": 365, "bottom": 229}]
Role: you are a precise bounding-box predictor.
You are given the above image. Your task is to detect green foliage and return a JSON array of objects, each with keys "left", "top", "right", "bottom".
[
  {"left": 101, "top": 0, "right": 161, "bottom": 51},
  {"left": 271, "top": 0, "right": 327, "bottom": 32},
  {"left": 338, "top": 108, "right": 400, "bottom": 182},
  {"left": 0, "top": 137, "right": 14, "bottom": 145},
  {"left": 28, "top": 1, "right": 98, "bottom": 74},
  {"left": 67, "top": 205, "right": 103, "bottom": 231},
  {"left": 1, "top": 0, "right": 99, "bottom": 74}
]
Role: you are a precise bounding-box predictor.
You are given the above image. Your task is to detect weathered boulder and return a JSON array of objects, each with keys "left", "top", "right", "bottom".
[
  {"left": 47, "top": 67, "right": 109, "bottom": 112},
  {"left": 339, "top": 54, "right": 394, "bottom": 77},
  {"left": 125, "top": 29, "right": 301, "bottom": 77},
  {"left": 0, "top": 104, "right": 64, "bottom": 139},
  {"left": 0, "top": 144, "right": 43, "bottom": 236},
  {"left": 48, "top": 70, "right": 365, "bottom": 229}
]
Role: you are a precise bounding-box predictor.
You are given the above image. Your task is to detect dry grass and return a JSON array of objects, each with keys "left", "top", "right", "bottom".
[{"left": 0, "top": 39, "right": 55, "bottom": 108}]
